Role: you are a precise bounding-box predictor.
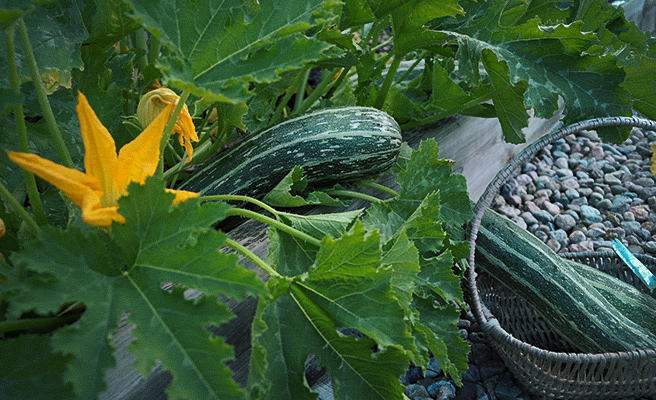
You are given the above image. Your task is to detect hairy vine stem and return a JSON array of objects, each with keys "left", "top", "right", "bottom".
[
  {"left": 0, "top": 180, "right": 39, "bottom": 234},
  {"left": 225, "top": 208, "right": 322, "bottom": 248},
  {"left": 17, "top": 18, "right": 74, "bottom": 169},
  {"left": 157, "top": 90, "right": 190, "bottom": 176},
  {"left": 5, "top": 25, "right": 47, "bottom": 225},
  {"left": 225, "top": 238, "right": 281, "bottom": 278},
  {"left": 201, "top": 194, "right": 279, "bottom": 216}
]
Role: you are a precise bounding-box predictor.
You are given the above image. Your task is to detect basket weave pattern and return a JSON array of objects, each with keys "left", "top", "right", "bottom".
[{"left": 465, "top": 117, "right": 656, "bottom": 399}]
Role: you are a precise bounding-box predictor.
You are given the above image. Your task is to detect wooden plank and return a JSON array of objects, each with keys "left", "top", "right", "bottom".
[{"left": 101, "top": 111, "right": 563, "bottom": 399}]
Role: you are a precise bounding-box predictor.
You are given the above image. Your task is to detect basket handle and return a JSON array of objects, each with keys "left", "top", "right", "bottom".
[{"left": 465, "top": 116, "right": 656, "bottom": 327}]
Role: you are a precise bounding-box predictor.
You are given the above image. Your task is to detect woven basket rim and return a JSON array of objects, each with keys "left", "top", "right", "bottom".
[
  {"left": 478, "top": 250, "right": 656, "bottom": 359},
  {"left": 464, "top": 116, "right": 656, "bottom": 398}
]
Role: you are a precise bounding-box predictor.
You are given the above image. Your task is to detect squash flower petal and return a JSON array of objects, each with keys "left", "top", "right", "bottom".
[
  {"left": 167, "top": 188, "right": 200, "bottom": 205},
  {"left": 137, "top": 88, "right": 198, "bottom": 163},
  {"left": 8, "top": 92, "right": 199, "bottom": 227}
]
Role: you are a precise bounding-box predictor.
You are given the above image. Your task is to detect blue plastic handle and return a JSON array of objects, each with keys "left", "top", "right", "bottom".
[{"left": 612, "top": 239, "right": 656, "bottom": 292}]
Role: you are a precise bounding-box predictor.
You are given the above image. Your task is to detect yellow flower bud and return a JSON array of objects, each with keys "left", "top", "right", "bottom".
[{"left": 137, "top": 88, "right": 198, "bottom": 162}]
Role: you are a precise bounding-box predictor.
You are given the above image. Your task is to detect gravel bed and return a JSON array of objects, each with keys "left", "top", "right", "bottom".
[
  {"left": 402, "top": 126, "right": 656, "bottom": 400},
  {"left": 492, "top": 126, "right": 656, "bottom": 256}
]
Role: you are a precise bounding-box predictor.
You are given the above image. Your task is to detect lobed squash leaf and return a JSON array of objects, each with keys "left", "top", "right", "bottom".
[
  {"left": 4, "top": 178, "right": 266, "bottom": 399},
  {"left": 250, "top": 222, "right": 414, "bottom": 400},
  {"left": 129, "top": 0, "right": 339, "bottom": 104},
  {"left": 0, "top": 334, "right": 74, "bottom": 400},
  {"left": 439, "top": 0, "right": 632, "bottom": 140},
  {"left": 0, "top": 0, "right": 87, "bottom": 92},
  {"left": 263, "top": 166, "right": 348, "bottom": 208}
]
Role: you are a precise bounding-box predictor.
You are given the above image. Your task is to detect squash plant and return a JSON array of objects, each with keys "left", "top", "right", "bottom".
[{"left": 0, "top": 0, "right": 655, "bottom": 399}]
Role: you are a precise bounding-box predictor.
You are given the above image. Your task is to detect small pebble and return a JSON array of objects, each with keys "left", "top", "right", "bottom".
[
  {"left": 405, "top": 384, "right": 430, "bottom": 399},
  {"left": 554, "top": 214, "right": 576, "bottom": 231},
  {"left": 427, "top": 381, "right": 456, "bottom": 399}
]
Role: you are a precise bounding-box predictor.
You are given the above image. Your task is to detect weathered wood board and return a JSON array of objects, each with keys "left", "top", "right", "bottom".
[{"left": 101, "top": 110, "right": 563, "bottom": 399}]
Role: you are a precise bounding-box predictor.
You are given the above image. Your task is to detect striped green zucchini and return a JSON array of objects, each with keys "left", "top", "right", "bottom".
[
  {"left": 564, "top": 258, "right": 656, "bottom": 334},
  {"left": 179, "top": 107, "right": 402, "bottom": 198},
  {"left": 476, "top": 208, "right": 656, "bottom": 353}
]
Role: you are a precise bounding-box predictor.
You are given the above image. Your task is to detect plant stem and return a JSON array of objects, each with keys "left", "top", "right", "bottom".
[
  {"left": 225, "top": 238, "right": 281, "bottom": 278},
  {"left": 394, "top": 53, "right": 425, "bottom": 85},
  {"left": 294, "top": 66, "right": 313, "bottom": 112},
  {"left": 270, "top": 65, "right": 310, "bottom": 125},
  {"left": 355, "top": 180, "right": 398, "bottom": 197},
  {"left": 158, "top": 90, "right": 190, "bottom": 176},
  {"left": 17, "top": 18, "right": 74, "bottom": 169},
  {"left": 166, "top": 141, "right": 183, "bottom": 162},
  {"left": 134, "top": 28, "right": 149, "bottom": 72},
  {"left": 147, "top": 34, "right": 160, "bottom": 66},
  {"left": 226, "top": 208, "right": 322, "bottom": 247},
  {"left": 0, "top": 312, "right": 82, "bottom": 334},
  {"left": 373, "top": 53, "right": 402, "bottom": 109},
  {"left": 194, "top": 107, "right": 214, "bottom": 139},
  {"left": 322, "top": 189, "right": 381, "bottom": 203},
  {"left": 163, "top": 140, "right": 214, "bottom": 184},
  {"left": 371, "top": 37, "right": 394, "bottom": 52},
  {"left": 294, "top": 67, "right": 340, "bottom": 115},
  {"left": 5, "top": 26, "right": 47, "bottom": 225},
  {"left": 201, "top": 194, "right": 279, "bottom": 216},
  {"left": 0, "top": 180, "right": 39, "bottom": 234},
  {"left": 325, "top": 66, "right": 351, "bottom": 99}
]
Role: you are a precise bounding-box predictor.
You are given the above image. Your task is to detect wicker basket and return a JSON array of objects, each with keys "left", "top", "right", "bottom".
[{"left": 465, "top": 116, "right": 656, "bottom": 400}]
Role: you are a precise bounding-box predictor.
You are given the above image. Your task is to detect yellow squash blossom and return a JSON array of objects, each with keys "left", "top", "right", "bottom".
[
  {"left": 8, "top": 92, "right": 199, "bottom": 227},
  {"left": 137, "top": 87, "right": 198, "bottom": 162}
]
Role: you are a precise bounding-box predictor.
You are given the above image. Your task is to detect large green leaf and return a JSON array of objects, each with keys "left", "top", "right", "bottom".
[
  {"left": 441, "top": 0, "right": 632, "bottom": 140},
  {"left": 296, "top": 222, "right": 418, "bottom": 355},
  {"left": 5, "top": 178, "right": 266, "bottom": 399},
  {"left": 395, "top": 140, "right": 472, "bottom": 232},
  {"left": 0, "top": 334, "right": 74, "bottom": 399},
  {"left": 0, "top": 0, "right": 87, "bottom": 92},
  {"left": 0, "top": 87, "right": 85, "bottom": 192},
  {"left": 266, "top": 208, "right": 362, "bottom": 277},
  {"left": 75, "top": 0, "right": 141, "bottom": 49},
  {"left": 361, "top": 139, "right": 471, "bottom": 384},
  {"left": 130, "top": 0, "right": 339, "bottom": 103},
  {"left": 390, "top": 0, "right": 463, "bottom": 55},
  {"left": 480, "top": 49, "right": 529, "bottom": 143},
  {"left": 380, "top": 230, "right": 420, "bottom": 310},
  {"left": 249, "top": 223, "right": 414, "bottom": 400},
  {"left": 413, "top": 296, "right": 469, "bottom": 386}
]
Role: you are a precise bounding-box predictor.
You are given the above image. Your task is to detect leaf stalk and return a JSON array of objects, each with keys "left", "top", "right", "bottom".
[
  {"left": 322, "top": 189, "right": 381, "bottom": 203},
  {"left": 158, "top": 90, "right": 190, "bottom": 176},
  {"left": 5, "top": 26, "right": 47, "bottom": 225},
  {"left": 225, "top": 238, "right": 281, "bottom": 278},
  {"left": 226, "top": 208, "right": 322, "bottom": 248},
  {"left": 17, "top": 18, "right": 74, "bottom": 169},
  {"left": 0, "top": 311, "right": 82, "bottom": 334},
  {"left": 201, "top": 195, "right": 279, "bottom": 216},
  {"left": 0, "top": 180, "right": 39, "bottom": 234},
  {"left": 373, "top": 53, "right": 403, "bottom": 109}
]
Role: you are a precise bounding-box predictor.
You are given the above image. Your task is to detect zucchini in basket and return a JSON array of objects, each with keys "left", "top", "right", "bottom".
[
  {"left": 476, "top": 208, "right": 656, "bottom": 353},
  {"left": 564, "top": 258, "right": 656, "bottom": 334}
]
